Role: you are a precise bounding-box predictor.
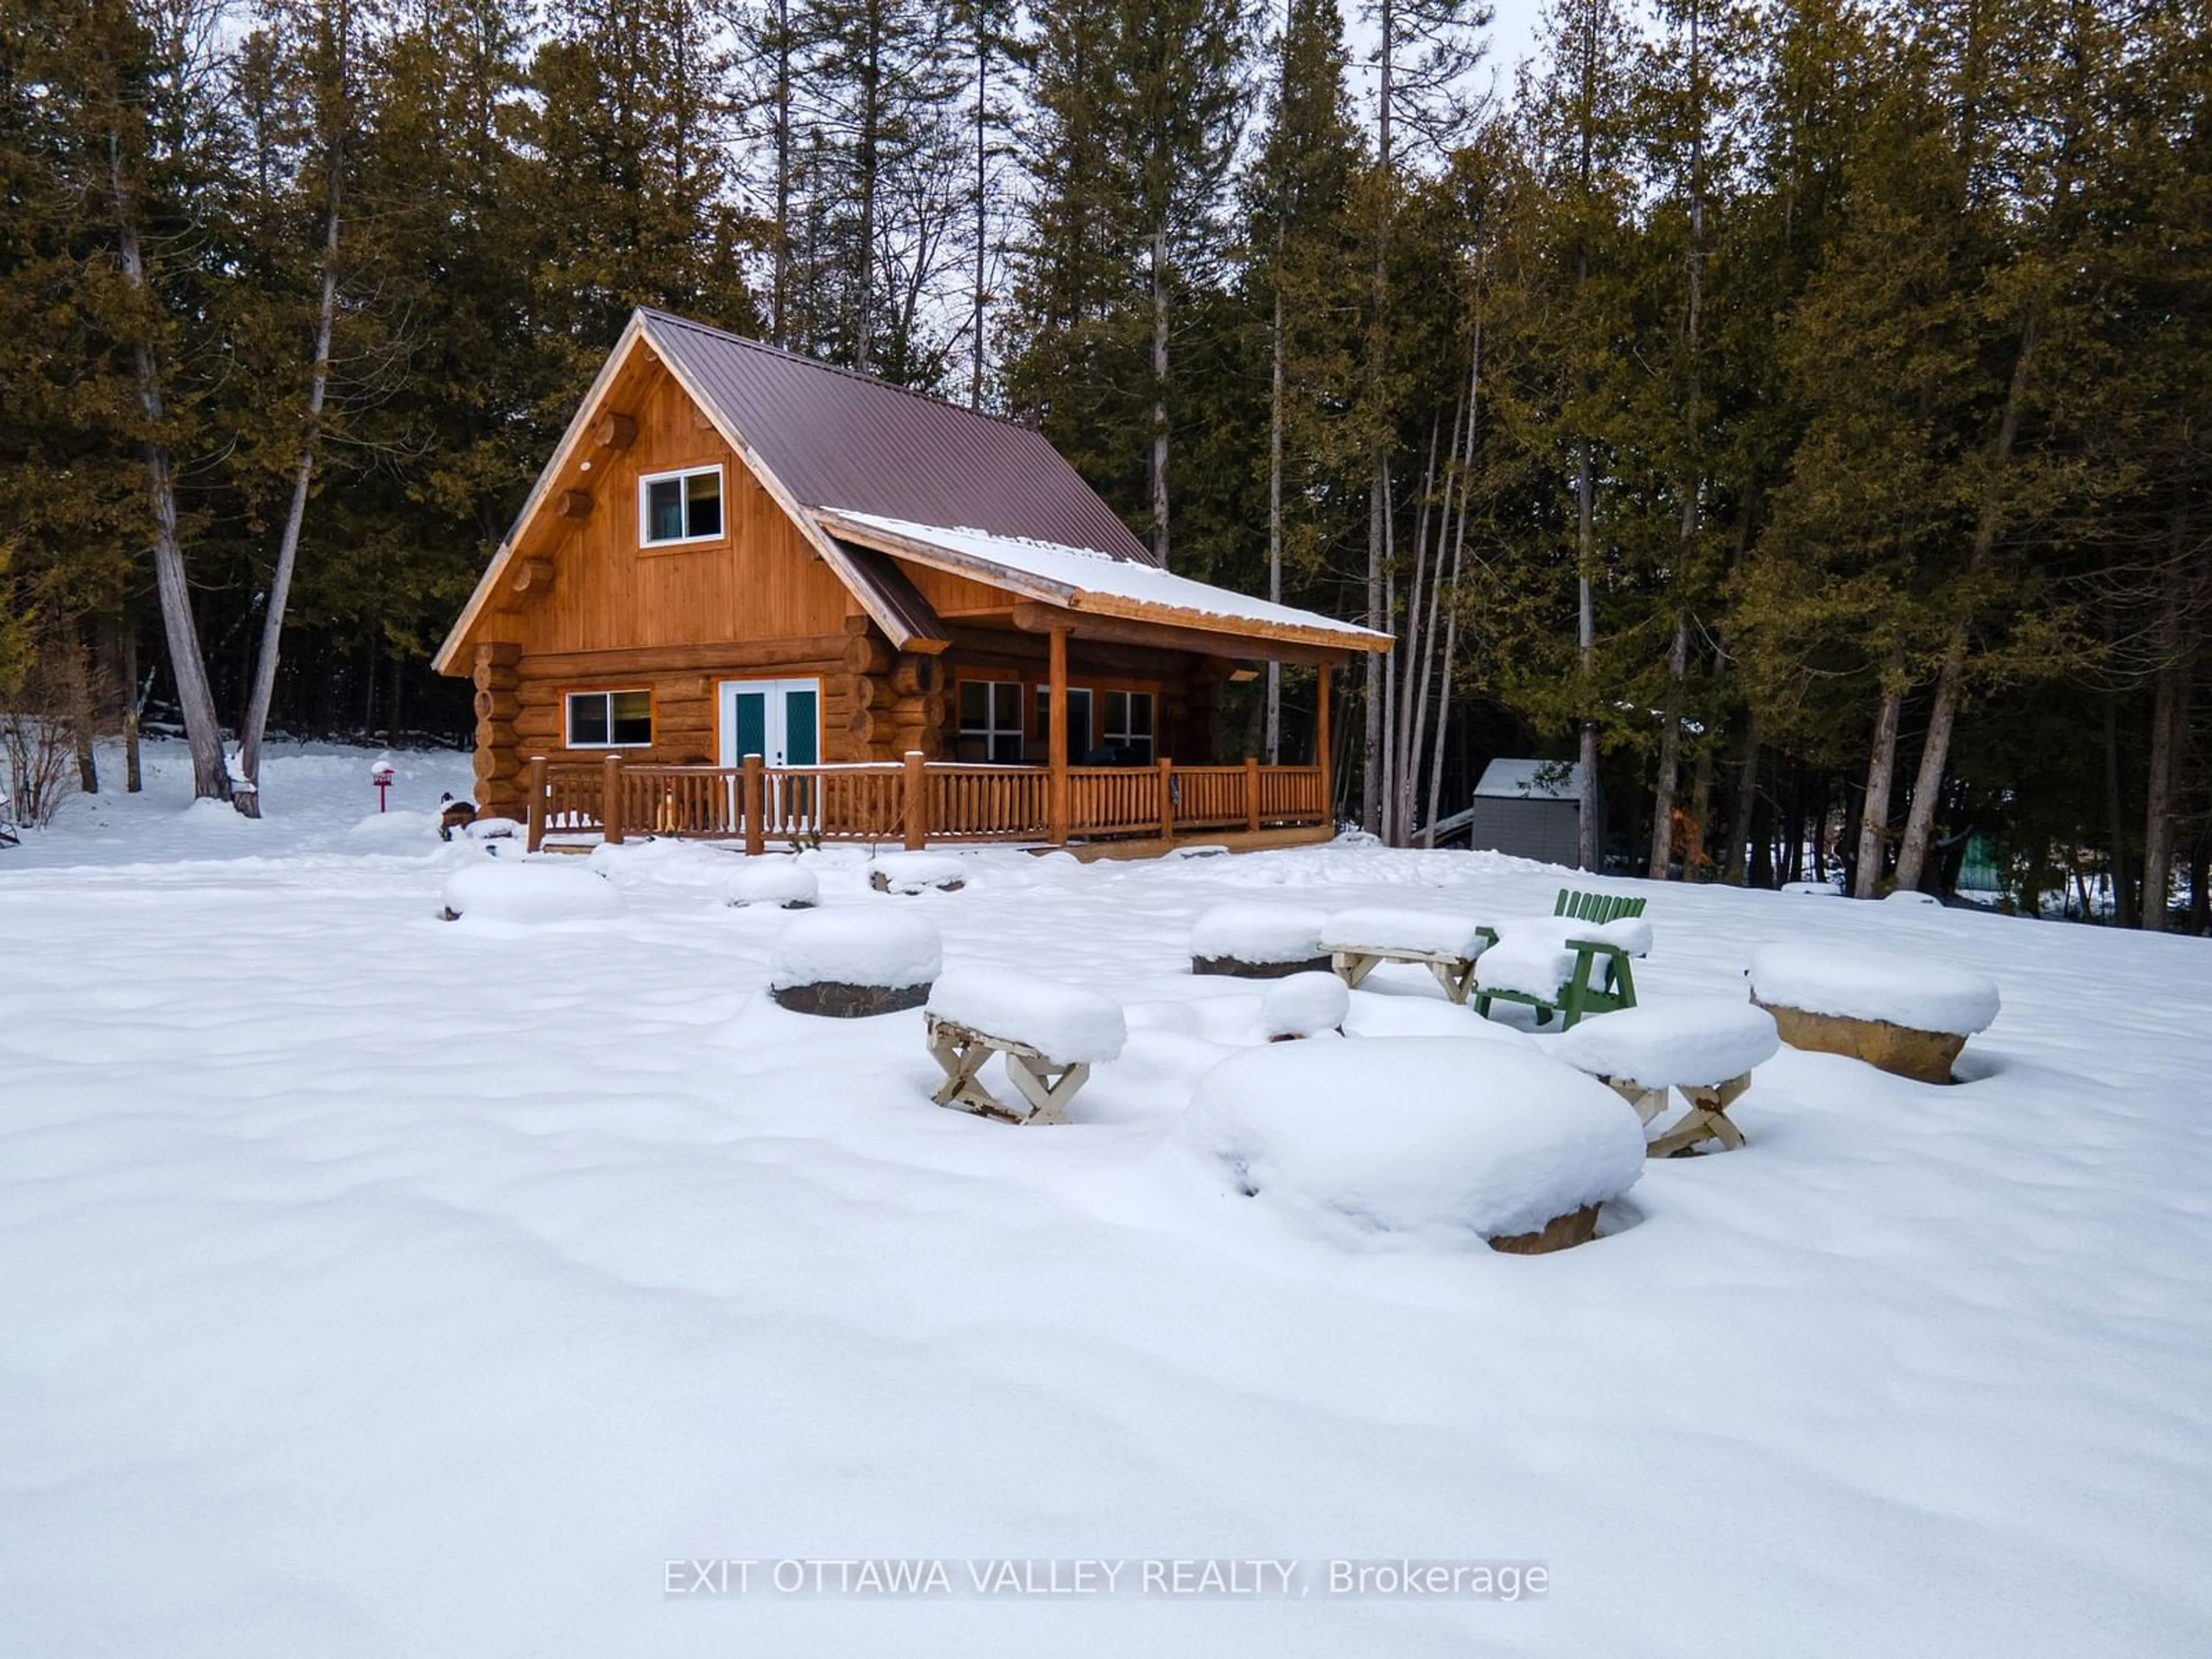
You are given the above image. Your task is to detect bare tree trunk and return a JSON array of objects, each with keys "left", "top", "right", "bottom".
[
  {"left": 2103, "top": 688, "right": 2135, "bottom": 926},
  {"left": 1150, "top": 227, "right": 1171, "bottom": 567},
  {"left": 1266, "top": 283, "right": 1284, "bottom": 764},
  {"left": 2141, "top": 662, "right": 2187, "bottom": 931},
  {"left": 1893, "top": 305, "right": 2038, "bottom": 891},
  {"left": 120, "top": 622, "right": 143, "bottom": 793},
  {"left": 1647, "top": 0, "right": 1705, "bottom": 884},
  {"left": 1363, "top": 476, "right": 1385, "bottom": 835},
  {"left": 107, "top": 122, "right": 225, "bottom": 801},
  {"left": 1396, "top": 413, "right": 1444, "bottom": 839},
  {"left": 969, "top": 18, "right": 988, "bottom": 409},
  {"left": 1723, "top": 719, "right": 1758, "bottom": 884},
  {"left": 1575, "top": 437, "right": 1599, "bottom": 870},
  {"left": 1645, "top": 617, "right": 1690, "bottom": 878},
  {"left": 1854, "top": 672, "right": 1906, "bottom": 898},
  {"left": 1363, "top": 0, "right": 1392, "bottom": 838},
  {"left": 237, "top": 37, "right": 348, "bottom": 819}
]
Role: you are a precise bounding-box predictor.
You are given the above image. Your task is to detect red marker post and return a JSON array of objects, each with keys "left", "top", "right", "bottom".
[{"left": 370, "top": 759, "right": 396, "bottom": 813}]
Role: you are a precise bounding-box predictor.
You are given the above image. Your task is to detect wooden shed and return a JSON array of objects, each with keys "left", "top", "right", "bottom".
[
  {"left": 433, "top": 308, "right": 1390, "bottom": 853},
  {"left": 1465, "top": 759, "right": 1596, "bottom": 868}
]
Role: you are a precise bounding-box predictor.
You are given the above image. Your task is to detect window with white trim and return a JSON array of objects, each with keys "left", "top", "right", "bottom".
[
  {"left": 638, "top": 465, "right": 724, "bottom": 546},
  {"left": 566, "top": 689, "right": 653, "bottom": 748},
  {"left": 958, "top": 680, "right": 1025, "bottom": 763},
  {"left": 1103, "top": 690, "right": 1154, "bottom": 762},
  {"left": 1035, "top": 684, "right": 1094, "bottom": 757}
]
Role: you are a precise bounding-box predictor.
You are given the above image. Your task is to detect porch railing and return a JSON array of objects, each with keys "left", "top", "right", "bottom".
[{"left": 525, "top": 752, "right": 1329, "bottom": 853}]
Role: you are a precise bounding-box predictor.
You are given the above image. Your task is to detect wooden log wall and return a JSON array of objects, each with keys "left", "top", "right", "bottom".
[{"left": 471, "top": 643, "right": 522, "bottom": 817}]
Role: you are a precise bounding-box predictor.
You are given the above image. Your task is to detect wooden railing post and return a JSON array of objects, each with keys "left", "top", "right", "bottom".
[
  {"left": 742, "top": 755, "right": 765, "bottom": 855},
  {"left": 903, "top": 751, "right": 927, "bottom": 850},
  {"left": 1245, "top": 755, "right": 1262, "bottom": 833},
  {"left": 1157, "top": 757, "right": 1175, "bottom": 842},
  {"left": 601, "top": 753, "right": 626, "bottom": 844},
  {"left": 525, "top": 756, "right": 548, "bottom": 851}
]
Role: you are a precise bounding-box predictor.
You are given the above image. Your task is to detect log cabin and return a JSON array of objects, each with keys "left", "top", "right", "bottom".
[{"left": 433, "top": 308, "right": 1391, "bottom": 853}]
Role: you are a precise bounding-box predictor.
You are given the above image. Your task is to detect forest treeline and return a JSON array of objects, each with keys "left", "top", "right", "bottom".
[{"left": 1, "top": 0, "right": 2207, "bottom": 923}]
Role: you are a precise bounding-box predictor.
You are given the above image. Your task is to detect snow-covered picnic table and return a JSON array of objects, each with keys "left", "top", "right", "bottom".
[
  {"left": 1320, "top": 906, "right": 1491, "bottom": 1003},
  {"left": 925, "top": 967, "right": 1126, "bottom": 1124},
  {"left": 1553, "top": 998, "right": 1782, "bottom": 1156}
]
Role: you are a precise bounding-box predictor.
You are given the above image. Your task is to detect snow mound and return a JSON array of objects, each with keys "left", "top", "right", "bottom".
[
  {"left": 440, "top": 860, "right": 622, "bottom": 923},
  {"left": 725, "top": 858, "right": 819, "bottom": 908},
  {"left": 1780, "top": 880, "right": 1842, "bottom": 897},
  {"left": 347, "top": 809, "right": 440, "bottom": 843},
  {"left": 1262, "top": 972, "right": 1350, "bottom": 1039},
  {"left": 1751, "top": 942, "right": 1999, "bottom": 1035},
  {"left": 926, "top": 967, "right": 1126, "bottom": 1063},
  {"left": 1319, "top": 905, "right": 1490, "bottom": 959},
  {"left": 1189, "top": 902, "right": 1327, "bottom": 964},
  {"left": 1477, "top": 915, "right": 1653, "bottom": 1000},
  {"left": 1552, "top": 998, "right": 1781, "bottom": 1086},
  {"left": 1884, "top": 888, "right": 1944, "bottom": 907},
  {"left": 1179, "top": 1039, "right": 1645, "bottom": 1247},
  {"left": 869, "top": 851, "right": 965, "bottom": 893},
  {"left": 770, "top": 910, "right": 941, "bottom": 990},
  {"left": 464, "top": 816, "right": 521, "bottom": 840}
]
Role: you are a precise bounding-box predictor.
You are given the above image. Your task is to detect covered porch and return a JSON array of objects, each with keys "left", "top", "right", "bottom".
[{"left": 524, "top": 663, "right": 1335, "bottom": 855}]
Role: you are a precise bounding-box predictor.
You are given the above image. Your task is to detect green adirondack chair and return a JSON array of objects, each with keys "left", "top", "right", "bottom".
[{"left": 1472, "top": 889, "right": 1649, "bottom": 1029}]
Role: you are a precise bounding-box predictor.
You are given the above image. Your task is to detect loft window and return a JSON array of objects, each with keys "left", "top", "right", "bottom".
[
  {"left": 638, "top": 465, "right": 724, "bottom": 546},
  {"left": 1103, "top": 689, "right": 1154, "bottom": 763},
  {"left": 566, "top": 689, "right": 653, "bottom": 748},
  {"left": 958, "top": 680, "right": 1025, "bottom": 764}
]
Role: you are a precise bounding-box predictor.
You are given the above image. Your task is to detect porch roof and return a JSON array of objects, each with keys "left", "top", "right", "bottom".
[{"left": 816, "top": 509, "right": 1394, "bottom": 656}]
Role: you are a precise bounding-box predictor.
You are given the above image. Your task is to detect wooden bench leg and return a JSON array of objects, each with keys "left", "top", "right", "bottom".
[
  {"left": 1005, "top": 1056, "right": 1090, "bottom": 1126},
  {"left": 1333, "top": 951, "right": 1378, "bottom": 990},
  {"left": 1646, "top": 1075, "right": 1750, "bottom": 1156},
  {"left": 929, "top": 1029, "right": 1003, "bottom": 1117},
  {"left": 1603, "top": 1077, "right": 1671, "bottom": 1126},
  {"left": 1428, "top": 958, "right": 1477, "bottom": 1005}
]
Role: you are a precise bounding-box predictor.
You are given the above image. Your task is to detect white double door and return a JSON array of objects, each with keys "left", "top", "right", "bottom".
[{"left": 718, "top": 677, "right": 823, "bottom": 832}]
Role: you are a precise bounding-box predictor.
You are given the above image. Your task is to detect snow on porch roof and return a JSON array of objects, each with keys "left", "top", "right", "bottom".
[
  {"left": 1475, "top": 758, "right": 1590, "bottom": 801},
  {"left": 816, "top": 509, "right": 1394, "bottom": 654}
]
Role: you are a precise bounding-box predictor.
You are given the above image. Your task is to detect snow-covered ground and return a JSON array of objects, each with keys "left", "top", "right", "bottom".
[{"left": 3, "top": 743, "right": 2209, "bottom": 1657}]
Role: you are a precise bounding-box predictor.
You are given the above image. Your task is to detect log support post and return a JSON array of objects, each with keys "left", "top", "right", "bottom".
[
  {"left": 1245, "top": 754, "right": 1262, "bottom": 833},
  {"left": 743, "top": 755, "right": 766, "bottom": 857},
  {"left": 525, "top": 755, "right": 548, "bottom": 851},
  {"left": 903, "top": 751, "right": 928, "bottom": 850},
  {"left": 601, "top": 753, "right": 626, "bottom": 845},
  {"left": 1157, "top": 757, "right": 1176, "bottom": 843},
  {"left": 1048, "top": 627, "right": 1070, "bottom": 846},
  {"left": 1316, "top": 662, "right": 1334, "bottom": 824}
]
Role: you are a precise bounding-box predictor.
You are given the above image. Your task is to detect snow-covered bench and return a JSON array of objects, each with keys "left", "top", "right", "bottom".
[
  {"left": 1177, "top": 1038, "right": 1647, "bottom": 1253},
  {"left": 1189, "top": 903, "right": 1331, "bottom": 979},
  {"left": 770, "top": 910, "right": 941, "bottom": 1017},
  {"left": 1320, "top": 907, "right": 1491, "bottom": 1005},
  {"left": 1474, "top": 897, "right": 1652, "bottom": 1030},
  {"left": 1748, "top": 943, "right": 1998, "bottom": 1084},
  {"left": 924, "top": 967, "right": 1126, "bottom": 1125},
  {"left": 1553, "top": 999, "right": 1782, "bottom": 1156},
  {"left": 869, "top": 851, "right": 965, "bottom": 895}
]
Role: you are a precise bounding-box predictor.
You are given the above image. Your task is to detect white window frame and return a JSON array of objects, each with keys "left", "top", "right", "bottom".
[
  {"left": 565, "top": 688, "right": 654, "bottom": 749},
  {"left": 1103, "top": 689, "right": 1154, "bottom": 762},
  {"left": 637, "top": 464, "right": 726, "bottom": 547},
  {"left": 958, "top": 679, "right": 1026, "bottom": 764}
]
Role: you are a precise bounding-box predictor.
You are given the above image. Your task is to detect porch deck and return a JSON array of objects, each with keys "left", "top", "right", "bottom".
[{"left": 523, "top": 754, "right": 1333, "bottom": 854}]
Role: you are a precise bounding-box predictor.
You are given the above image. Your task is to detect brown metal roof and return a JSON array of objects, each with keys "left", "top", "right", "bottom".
[{"left": 639, "top": 309, "right": 1155, "bottom": 566}]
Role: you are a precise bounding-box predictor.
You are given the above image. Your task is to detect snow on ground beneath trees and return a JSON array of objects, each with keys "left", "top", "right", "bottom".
[
  {"left": 1751, "top": 941, "right": 2003, "bottom": 1035},
  {"left": 3, "top": 740, "right": 2210, "bottom": 1657}
]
